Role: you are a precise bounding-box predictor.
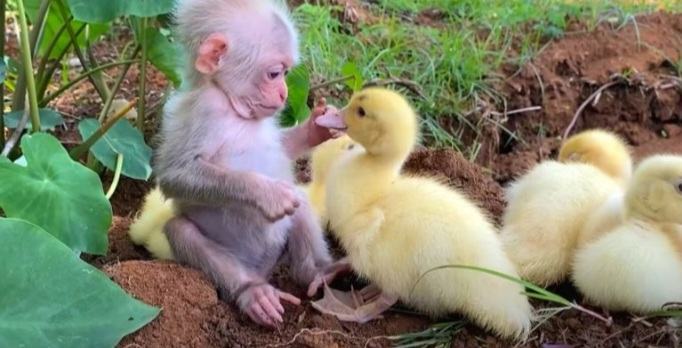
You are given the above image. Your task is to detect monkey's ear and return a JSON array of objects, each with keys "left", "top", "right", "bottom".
[{"left": 196, "top": 33, "right": 228, "bottom": 74}]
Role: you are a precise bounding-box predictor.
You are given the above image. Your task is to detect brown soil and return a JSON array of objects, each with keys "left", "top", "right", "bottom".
[
  {"left": 482, "top": 12, "right": 682, "bottom": 180},
  {"left": 78, "top": 10, "right": 682, "bottom": 348},
  {"left": 403, "top": 148, "right": 506, "bottom": 221}
]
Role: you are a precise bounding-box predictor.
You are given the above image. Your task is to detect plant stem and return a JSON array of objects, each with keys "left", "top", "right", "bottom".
[
  {"left": 11, "top": 0, "right": 50, "bottom": 112},
  {"left": 105, "top": 153, "right": 124, "bottom": 199},
  {"left": 35, "top": 20, "right": 69, "bottom": 87},
  {"left": 69, "top": 100, "right": 136, "bottom": 159},
  {"left": 36, "top": 23, "right": 85, "bottom": 98},
  {"left": 15, "top": 0, "right": 41, "bottom": 132},
  {"left": 98, "top": 45, "right": 140, "bottom": 122},
  {"left": 0, "top": 0, "right": 6, "bottom": 148},
  {"left": 54, "top": 0, "right": 107, "bottom": 102},
  {"left": 136, "top": 17, "right": 148, "bottom": 130},
  {"left": 40, "top": 59, "right": 139, "bottom": 106}
]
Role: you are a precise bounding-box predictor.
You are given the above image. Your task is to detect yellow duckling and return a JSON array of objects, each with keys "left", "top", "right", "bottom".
[
  {"left": 559, "top": 129, "right": 633, "bottom": 185},
  {"left": 572, "top": 155, "right": 682, "bottom": 312},
  {"left": 128, "top": 187, "right": 175, "bottom": 260},
  {"left": 302, "top": 135, "right": 358, "bottom": 226},
  {"left": 500, "top": 130, "right": 632, "bottom": 286},
  {"left": 313, "top": 88, "right": 532, "bottom": 339}
]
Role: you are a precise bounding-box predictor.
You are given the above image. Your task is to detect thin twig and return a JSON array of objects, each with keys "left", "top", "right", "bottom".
[
  {"left": 363, "top": 77, "right": 426, "bottom": 99},
  {"left": 562, "top": 80, "right": 622, "bottom": 140},
  {"left": 490, "top": 105, "right": 542, "bottom": 117},
  {"left": 310, "top": 75, "right": 354, "bottom": 92}
]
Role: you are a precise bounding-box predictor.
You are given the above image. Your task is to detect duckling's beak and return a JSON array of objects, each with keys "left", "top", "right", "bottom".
[{"left": 315, "top": 107, "right": 347, "bottom": 131}]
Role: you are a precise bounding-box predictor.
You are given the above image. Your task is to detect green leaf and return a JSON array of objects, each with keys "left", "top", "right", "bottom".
[
  {"left": 25, "top": 0, "right": 110, "bottom": 59},
  {"left": 0, "top": 133, "right": 112, "bottom": 254},
  {"left": 66, "top": 0, "right": 175, "bottom": 23},
  {"left": 0, "top": 218, "right": 160, "bottom": 347},
  {"left": 0, "top": 60, "right": 6, "bottom": 84},
  {"left": 143, "top": 28, "right": 185, "bottom": 87},
  {"left": 4, "top": 108, "right": 64, "bottom": 130},
  {"left": 341, "top": 62, "right": 364, "bottom": 92},
  {"left": 280, "top": 65, "right": 311, "bottom": 127},
  {"left": 79, "top": 118, "right": 153, "bottom": 180}
]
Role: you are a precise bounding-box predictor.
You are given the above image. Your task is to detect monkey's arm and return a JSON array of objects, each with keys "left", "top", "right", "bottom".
[
  {"left": 282, "top": 100, "right": 340, "bottom": 160},
  {"left": 157, "top": 156, "right": 263, "bottom": 206},
  {"left": 156, "top": 156, "right": 299, "bottom": 221}
]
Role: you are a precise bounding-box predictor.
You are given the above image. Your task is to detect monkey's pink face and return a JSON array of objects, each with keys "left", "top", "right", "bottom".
[{"left": 251, "top": 62, "right": 290, "bottom": 119}]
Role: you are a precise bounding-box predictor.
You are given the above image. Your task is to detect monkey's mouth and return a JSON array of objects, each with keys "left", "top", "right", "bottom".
[{"left": 315, "top": 111, "right": 347, "bottom": 131}]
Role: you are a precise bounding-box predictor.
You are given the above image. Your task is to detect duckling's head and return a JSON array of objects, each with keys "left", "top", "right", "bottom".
[
  {"left": 310, "top": 135, "right": 357, "bottom": 184},
  {"left": 559, "top": 129, "right": 632, "bottom": 183},
  {"left": 338, "top": 88, "right": 419, "bottom": 158},
  {"left": 625, "top": 155, "right": 682, "bottom": 224}
]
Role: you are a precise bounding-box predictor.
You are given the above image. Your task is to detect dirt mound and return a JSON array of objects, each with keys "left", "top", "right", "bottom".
[
  {"left": 106, "top": 261, "right": 220, "bottom": 347},
  {"left": 403, "top": 148, "right": 506, "bottom": 220},
  {"left": 85, "top": 217, "right": 149, "bottom": 268},
  {"left": 482, "top": 12, "right": 682, "bottom": 178}
]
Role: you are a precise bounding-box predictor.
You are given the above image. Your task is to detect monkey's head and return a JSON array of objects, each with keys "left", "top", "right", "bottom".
[
  {"left": 625, "top": 155, "right": 682, "bottom": 224},
  {"left": 176, "top": 0, "right": 300, "bottom": 120}
]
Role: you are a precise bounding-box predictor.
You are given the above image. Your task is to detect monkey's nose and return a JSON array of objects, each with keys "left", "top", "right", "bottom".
[{"left": 279, "top": 90, "right": 287, "bottom": 103}]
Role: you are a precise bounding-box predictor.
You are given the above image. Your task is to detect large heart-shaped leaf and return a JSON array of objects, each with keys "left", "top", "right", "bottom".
[
  {"left": 143, "top": 28, "right": 184, "bottom": 87},
  {"left": 0, "top": 218, "right": 160, "bottom": 347},
  {"left": 66, "top": 0, "right": 175, "bottom": 23},
  {"left": 79, "top": 118, "right": 153, "bottom": 180},
  {"left": 4, "top": 108, "right": 64, "bottom": 130},
  {"left": 280, "top": 65, "right": 311, "bottom": 127},
  {"left": 25, "top": 0, "right": 110, "bottom": 59},
  {"left": 0, "top": 133, "right": 112, "bottom": 254}
]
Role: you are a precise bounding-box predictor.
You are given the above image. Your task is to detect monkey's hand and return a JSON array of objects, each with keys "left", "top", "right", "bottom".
[
  {"left": 236, "top": 283, "right": 301, "bottom": 327},
  {"left": 306, "top": 98, "right": 343, "bottom": 147},
  {"left": 256, "top": 178, "right": 301, "bottom": 221}
]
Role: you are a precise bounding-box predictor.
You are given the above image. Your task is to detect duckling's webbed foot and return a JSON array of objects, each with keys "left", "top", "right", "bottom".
[
  {"left": 306, "top": 257, "right": 353, "bottom": 297},
  {"left": 311, "top": 283, "right": 398, "bottom": 323}
]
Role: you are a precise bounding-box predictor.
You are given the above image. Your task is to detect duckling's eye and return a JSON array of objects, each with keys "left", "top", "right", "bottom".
[
  {"left": 675, "top": 180, "right": 682, "bottom": 194},
  {"left": 347, "top": 144, "right": 355, "bottom": 150},
  {"left": 357, "top": 107, "right": 366, "bottom": 117}
]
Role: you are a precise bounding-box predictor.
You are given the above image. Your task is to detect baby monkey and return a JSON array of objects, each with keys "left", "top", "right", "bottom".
[{"left": 155, "top": 0, "right": 342, "bottom": 327}]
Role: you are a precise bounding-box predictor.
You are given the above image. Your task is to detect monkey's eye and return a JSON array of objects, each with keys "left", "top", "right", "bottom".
[
  {"left": 357, "top": 107, "right": 366, "bottom": 117},
  {"left": 268, "top": 71, "right": 281, "bottom": 80},
  {"left": 284, "top": 69, "right": 290, "bottom": 76}
]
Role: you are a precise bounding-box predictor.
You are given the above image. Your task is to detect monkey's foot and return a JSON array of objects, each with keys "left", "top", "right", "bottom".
[
  {"left": 311, "top": 283, "right": 398, "bottom": 323},
  {"left": 307, "top": 257, "right": 353, "bottom": 297},
  {"left": 237, "top": 283, "right": 301, "bottom": 328}
]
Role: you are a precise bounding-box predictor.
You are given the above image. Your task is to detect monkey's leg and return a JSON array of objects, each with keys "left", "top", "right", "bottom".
[
  {"left": 286, "top": 200, "right": 333, "bottom": 286},
  {"left": 165, "top": 217, "right": 300, "bottom": 327}
]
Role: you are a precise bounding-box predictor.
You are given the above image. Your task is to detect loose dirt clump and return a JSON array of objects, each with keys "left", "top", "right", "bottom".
[
  {"left": 403, "top": 148, "right": 506, "bottom": 220},
  {"left": 106, "top": 261, "right": 221, "bottom": 348}
]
